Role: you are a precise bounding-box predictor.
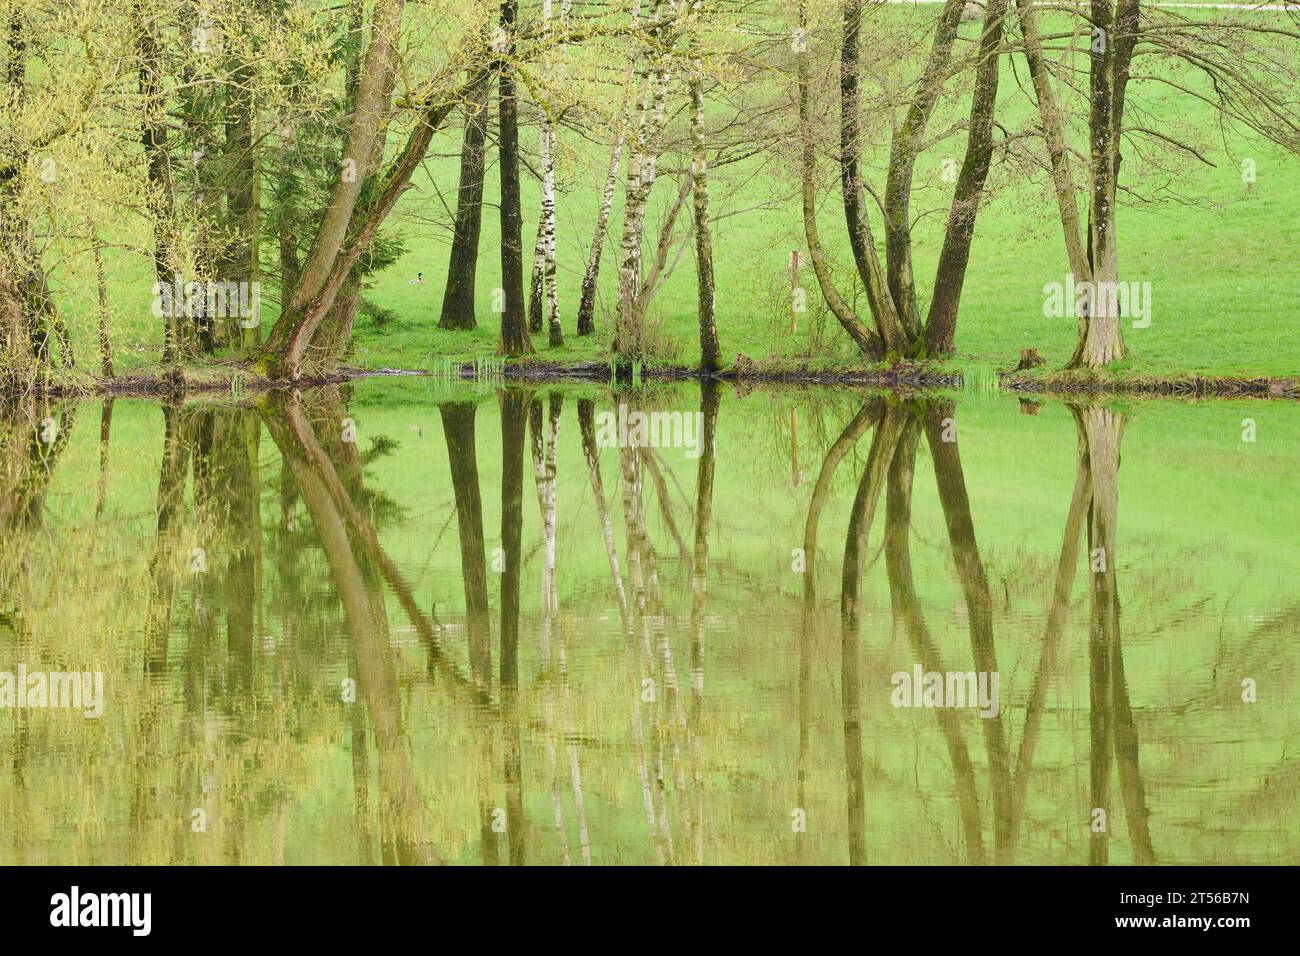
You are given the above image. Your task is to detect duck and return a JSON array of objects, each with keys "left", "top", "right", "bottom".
[{"left": 408, "top": 272, "right": 425, "bottom": 285}]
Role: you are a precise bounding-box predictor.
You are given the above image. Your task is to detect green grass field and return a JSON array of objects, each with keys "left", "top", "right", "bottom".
[{"left": 52, "top": 11, "right": 1300, "bottom": 382}]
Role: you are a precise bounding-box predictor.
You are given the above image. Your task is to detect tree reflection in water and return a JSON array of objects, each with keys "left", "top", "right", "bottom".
[{"left": 0, "top": 383, "right": 1288, "bottom": 865}]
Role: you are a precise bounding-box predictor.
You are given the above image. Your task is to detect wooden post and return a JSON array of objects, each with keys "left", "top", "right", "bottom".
[{"left": 788, "top": 249, "right": 804, "bottom": 334}]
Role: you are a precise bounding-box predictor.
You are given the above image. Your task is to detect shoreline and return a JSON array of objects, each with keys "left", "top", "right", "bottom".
[{"left": 5, "top": 360, "right": 1297, "bottom": 401}]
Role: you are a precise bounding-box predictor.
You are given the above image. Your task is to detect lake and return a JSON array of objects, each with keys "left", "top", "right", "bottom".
[{"left": 0, "top": 379, "right": 1295, "bottom": 864}]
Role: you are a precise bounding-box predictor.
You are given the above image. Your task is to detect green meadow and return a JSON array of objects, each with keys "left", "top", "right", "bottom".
[{"left": 44, "top": 10, "right": 1300, "bottom": 382}]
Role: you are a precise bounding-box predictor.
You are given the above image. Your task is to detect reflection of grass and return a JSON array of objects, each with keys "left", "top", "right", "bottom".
[
  {"left": 958, "top": 361, "right": 999, "bottom": 395},
  {"left": 472, "top": 355, "right": 504, "bottom": 385},
  {"left": 431, "top": 355, "right": 506, "bottom": 394}
]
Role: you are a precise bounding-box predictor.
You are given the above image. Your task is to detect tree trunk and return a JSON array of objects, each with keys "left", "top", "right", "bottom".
[
  {"left": 179, "top": 0, "right": 224, "bottom": 358},
  {"left": 882, "top": 0, "right": 964, "bottom": 339},
  {"left": 924, "top": 0, "right": 1009, "bottom": 355},
  {"left": 577, "top": 133, "right": 624, "bottom": 336},
  {"left": 528, "top": 204, "right": 546, "bottom": 334},
  {"left": 1070, "top": 0, "right": 1137, "bottom": 369},
  {"left": 284, "top": 0, "right": 403, "bottom": 319},
  {"left": 1017, "top": 0, "right": 1091, "bottom": 287},
  {"left": 688, "top": 60, "right": 720, "bottom": 372},
  {"left": 92, "top": 234, "right": 114, "bottom": 377},
  {"left": 260, "top": 0, "right": 407, "bottom": 374},
  {"left": 630, "top": 172, "right": 691, "bottom": 320},
  {"left": 796, "top": 0, "right": 883, "bottom": 357},
  {"left": 1017, "top": 0, "right": 1092, "bottom": 364},
  {"left": 614, "top": 0, "right": 670, "bottom": 358},
  {"left": 576, "top": 1, "right": 640, "bottom": 338},
  {"left": 311, "top": 277, "right": 359, "bottom": 368},
  {"left": 298, "top": 0, "right": 400, "bottom": 370},
  {"left": 279, "top": 220, "right": 300, "bottom": 299},
  {"left": 262, "top": 78, "right": 475, "bottom": 376},
  {"left": 438, "top": 72, "right": 492, "bottom": 331},
  {"left": 497, "top": 0, "right": 532, "bottom": 356},
  {"left": 0, "top": 273, "right": 32, "bottom": 375},
  {"left": 136, "top": 2, "right": 180, "bottom": 365},
  {"left": 224, "top": 33, "right": 261, "bottom": 355},
  {"left": 840, "top": 0, "right": 906, "bottom": 351},
  {"left": 541, "top": 121, "right": 562, "bottom": 349},
  {"left": 537, "top": 0, "right": 562, "bottom": 347}
]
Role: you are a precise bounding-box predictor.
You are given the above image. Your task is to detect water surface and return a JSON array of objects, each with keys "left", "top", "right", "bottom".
[{"left": 1, "top": 380, "right": 1295, "bottom": 864}]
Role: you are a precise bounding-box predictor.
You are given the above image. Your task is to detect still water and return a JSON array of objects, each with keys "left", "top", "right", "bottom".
[{"left": 0, "top": 380, "right": 1295, "bottom": 864}]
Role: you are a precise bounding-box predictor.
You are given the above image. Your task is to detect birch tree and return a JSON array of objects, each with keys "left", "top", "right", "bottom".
[
  {"left": 531, "top": 0, "right": 562, "bottom": 347},
  {"left": 576, "top": 0, "right": 642, "bottom": 338},
  {"left": 614, "top": 0, "right": 676, "bottom": 359}
]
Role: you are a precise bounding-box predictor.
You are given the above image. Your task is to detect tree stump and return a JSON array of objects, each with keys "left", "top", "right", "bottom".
[{"left": 1015, "top": 348, "right": 1045, "bottom": 370}]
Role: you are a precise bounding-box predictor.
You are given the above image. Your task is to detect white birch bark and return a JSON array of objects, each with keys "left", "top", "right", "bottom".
[
  {"left": 531, "top": 401, "right": 568, "bottom": 861},
  {"left": 614, "top": 0, "right": 674, "bottom": 356},
  {"left": 577, "top": 135, "right": 625, "bottom": 331},
  {"left": 619, "top": 441, "right": 669, "bottom": 863},
  {"left": 539, "top": 0, "right": 562, "bottom": 345},
  {"left": 577, "top": 0, "right": 642, "bottom": 335}
]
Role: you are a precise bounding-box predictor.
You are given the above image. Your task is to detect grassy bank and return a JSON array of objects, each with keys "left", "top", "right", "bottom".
[{"left": 11, "top": 356, "right": 1298, "bottom": 403}]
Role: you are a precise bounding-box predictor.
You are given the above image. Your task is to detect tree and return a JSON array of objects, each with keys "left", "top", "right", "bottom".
[
  {"left": 495, "top": 0, "right": 533, "bottom": 356},
  {"left": 574, "top": 0, "right": 641, "bottom": 340},
  {"left": 614, "top": 0, "right": 674, "bottom": 360},
  {"left": 532, "top": 0, "right": 562, "bottom": 348},
  {"left": 1, "top": 0, "right": 126, "bottom": 377},
  {"left": 687, "top": 19, "right": 720, "bottom": 371},
  {"left": 438, "top": 72, "right": 492, "bottom": 331},
  {"left": 1018, "top": 0, "right": 1300, "bottom": 368},
  {"left": 260, "top": 0, "right": 407, "bottom": 376},
  {"left": 800, "top": 0, "right": 1011, "bottom": 360},
  {"left": 796, "top": 0, "right": 881, "bottom": 356},
  {"left": 923, "top": 0, "right": 1010, "bottom": 354}
]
